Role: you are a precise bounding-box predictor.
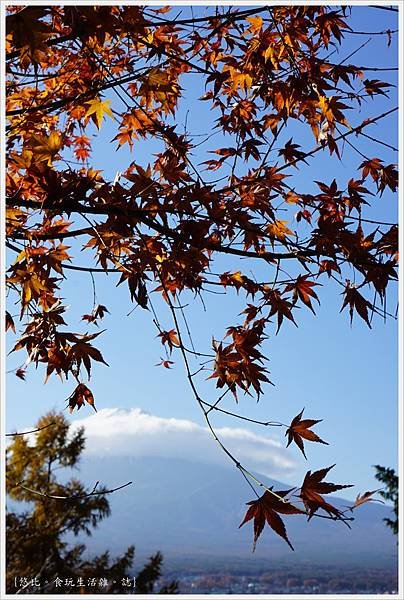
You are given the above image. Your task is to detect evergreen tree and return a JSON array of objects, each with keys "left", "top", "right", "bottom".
[
  {"left": 6, "top": 411, "right": 179, "bottom": 594},
  {"left": 374, "top": 465, "right": 398, "bottom": 536}
]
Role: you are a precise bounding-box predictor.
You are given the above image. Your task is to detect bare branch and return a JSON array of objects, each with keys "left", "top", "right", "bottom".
[
  {"left": 200, "top": 400, "right": 285, "bottom": 427},
  {"left": 6, "top": 422, "right": 56, "bottom": 437},
  {"left": 368, "top": 6, "right": 398, "bottom": 13},
  {"left": 13, "top": 480, "right": 133, "bottom": 500},
  {"left": 276, "top": 107, "right": 398, "bottom": 174}
]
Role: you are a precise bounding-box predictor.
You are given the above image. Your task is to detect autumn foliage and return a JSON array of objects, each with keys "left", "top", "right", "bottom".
[{"left": 5, "top": 5, "right": 397, "bottom": 551}]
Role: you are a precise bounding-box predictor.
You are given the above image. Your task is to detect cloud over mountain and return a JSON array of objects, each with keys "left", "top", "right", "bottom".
[{"left": 72, "top": 407, "right": 299, "bottom": 479}]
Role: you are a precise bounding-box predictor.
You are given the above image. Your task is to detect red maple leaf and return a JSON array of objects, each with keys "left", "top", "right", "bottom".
[
  {"left": 239, "top": 489, "right": 303, "bottom": 551},
  {"left": 340, "top": 282, "right": 372, "bottom": 327},
  {"left": 285, "top": 408, "right": 328, "bottom": 458},
  {"left": 284, "top": 275, "right": 321, "bottom": 313},
  {"left": 66, "top": 383, "right": 97, "bottom": 413},
  {"left": 300, "top": 465, "right": 353, "bottom": 520},
  {"left": 158, "top": 329, "right": 179, "bottom": 353}
]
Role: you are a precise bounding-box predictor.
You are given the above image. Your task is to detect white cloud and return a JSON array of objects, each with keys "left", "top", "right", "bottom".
[{"left": 71, "top": 407, "right": 299, "bottom": 479}]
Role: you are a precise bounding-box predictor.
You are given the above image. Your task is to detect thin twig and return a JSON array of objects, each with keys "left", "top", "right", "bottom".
[
  {"left": 6, "top": 422, "right": 56, "bottom": 437},
  {"left": 200, "top": 400, "right": 285, "bottom": 427},
  {"left": 14, "top": 480, "right": 133, "bottom": 500}
]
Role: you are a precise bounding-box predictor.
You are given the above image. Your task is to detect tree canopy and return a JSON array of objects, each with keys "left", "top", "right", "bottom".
[{"left": 5, "top": 4, "right": 398, "bottom": 551}]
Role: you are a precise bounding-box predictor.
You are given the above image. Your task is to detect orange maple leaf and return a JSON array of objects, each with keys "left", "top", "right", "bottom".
[{"left": 349, "top": 489, "right": 383, "bottom": 511}]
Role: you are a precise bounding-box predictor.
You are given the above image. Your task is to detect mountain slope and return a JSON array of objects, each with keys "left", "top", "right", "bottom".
[{"left": 74, "top": 454, "right": 397, "bottom": 569}]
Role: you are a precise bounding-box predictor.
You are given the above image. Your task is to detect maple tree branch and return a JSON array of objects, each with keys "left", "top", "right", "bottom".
[
  {"left": 368, "top": 5, "right": 399, "bottom": 12},
  {"left": 6, "top": 69, "right": 156, "bottom": 118},
  {"left": 358, "top": 66, "right": 398, "bottom": 72},
  {"left": 206, "top": 244, "right": 313, "bottom": 262},
  {"left": 142, "top": 5, "right": 268, "bottom": 28},
  {"left": 345, "top": 28, "right": 398, "bottom": 36},
  {"left": 63, "top": 264, "right": 119, "bottom": 273},
  {"left": 6, "top": 33, "right": 75, "bottom": 62},
  {"left": 335, "top": 124, "right": 369, "bottom": 161},
  {"left": 6, "top": 239, "right": 118, "bottom": 279},
  {"left": 6, "top": 197, "right": 317, "bottom": 262},
  {"left": 8, "top": 203, "right": 396, "bottom": 291},
  {"left": 7, "top": 239, "right": 316, "bottom": 283},
  {"left": 5, "top": 6, "right": 268, "bottom": 63},
  {"left": 137, "top": 38, "right": 213, "bottom": 78},
  {"left": 9, "top": 227, "right": 92, "bottom": 241},
  {"left": 212, "top": 106, "right": 398, "bottom": 200},
  {"left": 305, "top": 511, "right": 354, "bottom": 525},
  {"left": 276, "top": 107, "right": 398, "bottom": 173},
  {"left": 5, "top": 197, "right": 170, "bottom": 235},
  {"left": 199, "top": 400, "right": 285, "bottom": 427},
  {"left": 130, "top": 219, "right": 289, "bottom": 503},
  {"left": 238, "top": 468, "right": 260, "bottom": 499},
  {"left": 357, "top": 130, "right": 398, "bottom": 152}
]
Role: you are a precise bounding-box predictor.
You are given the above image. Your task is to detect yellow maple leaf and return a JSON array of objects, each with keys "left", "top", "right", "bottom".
[
  {"left": 264, "top": 46, "right": 279, "bottom": 69},
  {"left": 6, "top": 207, "right": 27, "bottom": 235},
  {"left": 247, "top": 16, "right": 263, "bottom": 32},
  {"left": 267, "top": 220, "right": 294, "bottom": 243},
  {"left": 29, "top": 131, "right": 63, "bottom": 166},
  {"left": 146, "top": 69, "right": 170, "bottom": 88},
  {"left": 85, "top": 98, "right": 114, "bottom": 129},
  {"left": 284, "top": 191, "right": 300, "bottom": 204},
  {"left": 230, "top": 271, "right": 244, "bottom": 285}
]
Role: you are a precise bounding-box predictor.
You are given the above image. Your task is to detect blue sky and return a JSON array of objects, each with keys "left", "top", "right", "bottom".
[{"left": 6, "top": 5, "right": 399, "bottom": 500}]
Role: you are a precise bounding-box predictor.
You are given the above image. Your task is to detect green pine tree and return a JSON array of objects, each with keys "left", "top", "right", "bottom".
[{"left": 374, "top": 465, "right": 398, "bottom": 536}]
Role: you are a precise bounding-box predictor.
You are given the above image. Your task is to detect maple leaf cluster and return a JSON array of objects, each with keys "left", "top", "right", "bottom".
[
  {"left": 5, "top": 5, "right": 397, "bottom": 550},
  {"left": 209, "top": 319, "right": 271, "bottom": 399},
  {"left": 239, "top": 465, "right": 384, "bottom": 552}
]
